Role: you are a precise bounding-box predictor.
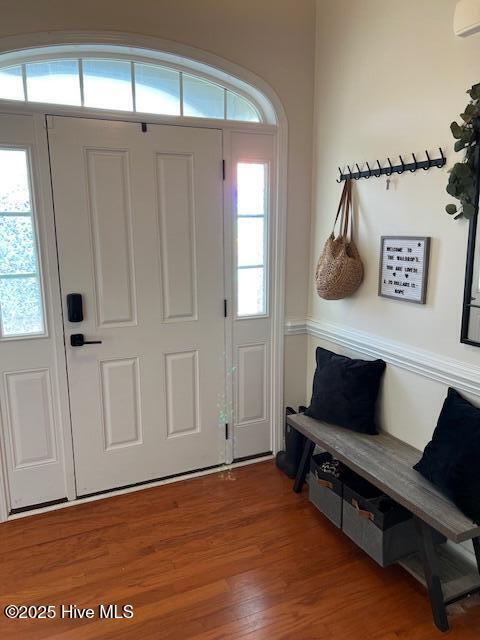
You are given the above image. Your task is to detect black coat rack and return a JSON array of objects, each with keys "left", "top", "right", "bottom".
[{"left": 337, "top": 149, "right": 446, "bottom": 182}]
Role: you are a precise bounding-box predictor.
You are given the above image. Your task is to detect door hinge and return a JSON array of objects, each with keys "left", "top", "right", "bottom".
[
  {"left": 222, "top": 159, "right": 226, "bottom": 180},
  {"left": 45, "top": 115, "right": 54, "bottom": 130},
  {"left": 224, "top": 299, "right": 228, "bottom": 317},
  {"left": 225, "top": 423, "right": 229, "bottom": 440}
]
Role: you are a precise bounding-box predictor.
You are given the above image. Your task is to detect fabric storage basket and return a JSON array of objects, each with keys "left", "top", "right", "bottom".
[
  {"left": 308, "top": 452, "right": 343, "bottom": 528},
  {"left": 342, "top": 476, "right": 418, "bottom": 567}
]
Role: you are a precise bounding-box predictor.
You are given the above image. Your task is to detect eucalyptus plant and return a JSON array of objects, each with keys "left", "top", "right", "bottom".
[{"left": 446, "top": 83, "right": 480, "bottom": 220}]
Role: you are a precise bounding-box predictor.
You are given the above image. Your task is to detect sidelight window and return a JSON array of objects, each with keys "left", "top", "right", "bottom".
[
  {"left": 236, "top": 162, "right": 268, "bottom": 317},
  {"left": 0, "top": 148, "right": 45, "bottom": 337}
]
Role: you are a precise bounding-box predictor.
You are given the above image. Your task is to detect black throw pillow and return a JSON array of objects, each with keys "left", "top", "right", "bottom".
[
  {"left": 305, "top": 347, "right": 386, "bottom": 435},
  {"left": 414, "top": 388, "right": 480, "bottom": 524}
]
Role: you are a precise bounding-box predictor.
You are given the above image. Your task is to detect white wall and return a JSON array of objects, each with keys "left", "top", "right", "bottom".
[
  {"left": 284, "top": 334, "right": 308, "bottom": 409},
  {"left": 0, "top": 0, "right": 316, "bottom": 408},
  {"left": 309, "top": 0, "right": 480, "bottom": 449}
]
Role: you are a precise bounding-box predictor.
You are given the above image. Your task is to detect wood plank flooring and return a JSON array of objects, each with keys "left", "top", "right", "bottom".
[{"left": 0, "top": 461, "right": 479, "bottom": 639}]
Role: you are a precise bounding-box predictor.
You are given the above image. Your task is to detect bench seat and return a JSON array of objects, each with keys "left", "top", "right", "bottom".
[
  {"left": 287, "top": 412, "right": 480, "bottom": 543},
  {"left": 287, "top": 412, "right": 480, "bottom": 632}
]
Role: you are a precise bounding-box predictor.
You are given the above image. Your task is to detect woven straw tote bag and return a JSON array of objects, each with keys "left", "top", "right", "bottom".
[{"left": 315, "top": 180, "right": 364, "bottom": 300}]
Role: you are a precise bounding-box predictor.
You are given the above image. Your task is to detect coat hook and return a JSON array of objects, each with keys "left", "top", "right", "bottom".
[
  {"left": 438, "top": 147, "right": 445, "bottom": 167},
  {"left": 365, "top": 162, "right": 372, "bottom": 179},
  {"left": 410, "top": 153, "right": 418, "bottom": 173},
  {"left": 424, "top": 150, "right": 431, "bottom": 170},
  {"left": 347, "top": 165, "right": 353, "bottom": 180},
  {"left": 336, "top": 167, "right": 343, "bottom": 183},
  {"left": 355, "top": 163, "right": 362, "bottom": 180},
  {"left": 397, "top": 155, "right": 405, "bottom": 174},
  {"left": 375, "top": 160, "right": 382, "bottom": 178},
  {"left": 386, "top": 158, "right": 393, "bottom": 176}
]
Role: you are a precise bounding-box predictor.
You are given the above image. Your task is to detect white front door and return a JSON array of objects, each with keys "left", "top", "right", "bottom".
[{"left": 48, "top": 117, "right": 226, "bottom": 496}]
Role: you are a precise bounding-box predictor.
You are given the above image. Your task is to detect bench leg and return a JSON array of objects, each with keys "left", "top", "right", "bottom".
[
  {"left": 293, "top": 438, "right": 314, "bottom": 494},
  {"left": 473, "top": 537, "right": 480, "bottom": 574},
  {"left": 415, "top": 518, "right": 449, "bottom": 633}
]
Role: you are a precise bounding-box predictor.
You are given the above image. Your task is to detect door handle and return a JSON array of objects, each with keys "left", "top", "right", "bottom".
[{"left": 70, "top": 333, "right": 102, "bottom": 347}]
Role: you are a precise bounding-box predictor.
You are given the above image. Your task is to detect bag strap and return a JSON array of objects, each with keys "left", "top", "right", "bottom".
[
  {"left": 341, "top": 180, "right": 352, "bottom": 240},
  {"left": 332, "top": 181, "right": 350, "bottom": 234}
]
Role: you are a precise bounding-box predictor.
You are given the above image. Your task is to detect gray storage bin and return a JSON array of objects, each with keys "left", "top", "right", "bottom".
[
  {"left": 342, "top": 499, "right": 418, "bottom": 567},
  {"left": 308, "top": 452, "right": 343, "bottom": 528},
  {"left": 342, "top": 479, "right": 418, "bottom": 567}
]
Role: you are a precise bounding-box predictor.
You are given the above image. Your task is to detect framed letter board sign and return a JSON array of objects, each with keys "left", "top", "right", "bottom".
[{"left": 379, "top": 236, "right": 430, "bottom": 304}]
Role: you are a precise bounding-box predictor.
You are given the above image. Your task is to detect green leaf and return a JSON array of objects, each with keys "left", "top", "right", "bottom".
[
  {"left": 470, "top": 83, "right": 480, "bottom": 100},
  {"left": 461, "top": 104, "right": 477, "bottom": 123},
  {"left": 453, "top": 162, "right": 470, "bottom": 177},
  {"left": 450, "top": 121, "right": 463, "bottom": 139},
  {"left": 446, "top": 183, "right": 459, "bottom": 198},
  {"left": 465, "top": 183, "right": 477, "bottom": 199},
  {"left": 448, "top": 87, "right": 480, "bottom": 221}
]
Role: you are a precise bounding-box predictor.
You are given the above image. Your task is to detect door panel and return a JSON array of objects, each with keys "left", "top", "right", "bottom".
[
  {"left": 156, "top": 153, "right": 197, "bottom": 321},
  {"left": 237, "top": 343, "right": 267, "bottom": 424},
  {"left": 86, "top": 149, "right": 137, "bottom": 327},
  {"left": 165, "top": 350, "right": 200, "bottom": 437},
  {"left": 5, "top": 368, "right": 57, "bottom": 469},
  {"left": 49, "top": 117, "right": 225, "bottom": 495},
  {"left": 100, "top": 357, "right": 142, "bottom": 450}
]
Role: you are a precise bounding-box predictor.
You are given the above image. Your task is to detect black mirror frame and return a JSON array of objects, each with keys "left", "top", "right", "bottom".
[
  {"left": 461, "top": 211, "right": 479, "bottom": 346},
  {"left": 461, "top": 142, "right": 480, "bottom": 346}
]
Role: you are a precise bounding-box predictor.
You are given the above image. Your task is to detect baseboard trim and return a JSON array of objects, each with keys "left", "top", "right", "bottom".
[{"left": 285, "top": 318, "right": 480, "bottom": 397}]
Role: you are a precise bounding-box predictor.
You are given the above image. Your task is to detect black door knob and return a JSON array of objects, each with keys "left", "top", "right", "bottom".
[{"left": 70, "top": 333, "right": 102, "bottom": 347}]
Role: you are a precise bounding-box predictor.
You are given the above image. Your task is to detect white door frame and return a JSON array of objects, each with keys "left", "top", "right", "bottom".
[{"left": 0, "top": 32, "right": 288, "bottom": 521}]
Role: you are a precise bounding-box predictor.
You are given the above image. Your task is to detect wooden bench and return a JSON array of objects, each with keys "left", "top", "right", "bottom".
[{"left": 288, "top": 412, "right": 480, "bottom": 632}]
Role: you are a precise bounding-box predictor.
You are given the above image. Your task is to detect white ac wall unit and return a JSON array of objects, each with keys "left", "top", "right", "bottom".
[{"left": 454, "top": 0, "right": 480, "bottom": 37}]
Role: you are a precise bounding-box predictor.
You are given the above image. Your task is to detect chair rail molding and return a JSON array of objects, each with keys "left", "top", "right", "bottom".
[
  {"left": 283, "top": 318, "right": 308, "bottom": 336},
  {"left": 285, "top": 318, "right": 480, "bottom": 397},
  {"left": 454, "top": 0, "right": 480, "bottom": 37}
]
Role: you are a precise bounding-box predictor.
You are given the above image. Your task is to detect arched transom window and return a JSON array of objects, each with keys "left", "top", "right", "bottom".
[{"left": 0, "top": 45, "right": 271, "bottom": 124}]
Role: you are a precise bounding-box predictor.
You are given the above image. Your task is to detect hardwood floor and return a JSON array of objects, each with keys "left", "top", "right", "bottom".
[{"left": 0, "top": 461, "right": 479, "bottom": 639}]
